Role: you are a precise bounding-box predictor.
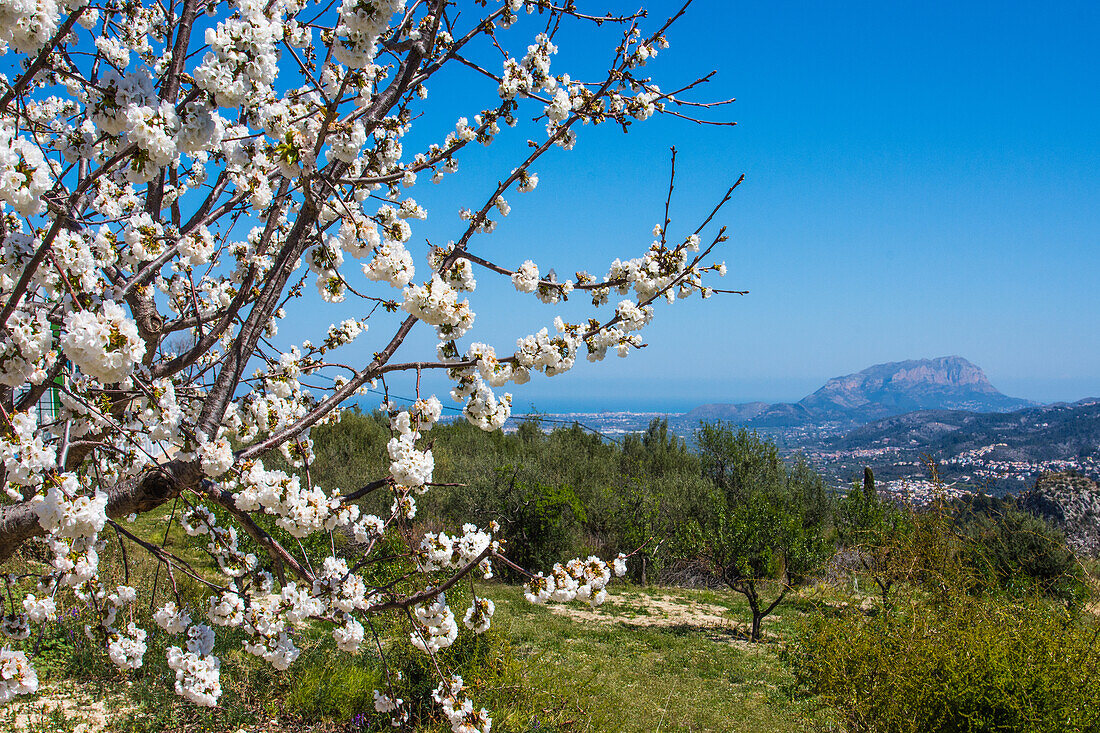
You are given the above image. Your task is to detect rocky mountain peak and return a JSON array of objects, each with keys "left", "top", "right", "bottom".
[
  {"left": 804, "top": 356, "right": 999, "bottom": 410},
  {"left": 678, "top": 357, "right": 1035, "bottom": 431}
]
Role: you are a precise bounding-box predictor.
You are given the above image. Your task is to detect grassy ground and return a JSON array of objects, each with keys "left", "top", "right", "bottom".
[
  {"left": 5, "top": 509, "right": 832, "bottom": 732},
  {"left": 489, "top": 583, "right": 826, "bottom": 733},
  {"left": 3, "top": 576, "right": 828, "bottom": 733}
]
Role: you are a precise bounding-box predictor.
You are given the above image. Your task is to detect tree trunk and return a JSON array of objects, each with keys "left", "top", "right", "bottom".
[
  {"left": 876, "top": 577, "right": 893, "bottom": 609},
  {"left": 0, "top": 458, "right": 201, "bottom": 562},
  {"left": 746, "top": 590, "right": 763, "bottom": 642}
]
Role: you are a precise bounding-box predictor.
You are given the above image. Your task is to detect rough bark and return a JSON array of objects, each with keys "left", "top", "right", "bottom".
[{"left": 0, "top": 458, "right": 202, "bottom": 563}]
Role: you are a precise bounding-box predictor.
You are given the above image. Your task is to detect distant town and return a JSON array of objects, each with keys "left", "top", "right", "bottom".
[{"left": 500, "top": 358, "right": 1100, "bottom": 501}]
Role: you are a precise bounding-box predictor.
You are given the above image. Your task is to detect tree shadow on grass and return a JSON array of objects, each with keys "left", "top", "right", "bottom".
[{"left": 660, "top": 622, "right": 762, "bottom": 645}]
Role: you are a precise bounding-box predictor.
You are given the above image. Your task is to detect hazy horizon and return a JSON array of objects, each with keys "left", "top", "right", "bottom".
[{"left": 368, "top": 356, "right": 1100, "bottom": 416}]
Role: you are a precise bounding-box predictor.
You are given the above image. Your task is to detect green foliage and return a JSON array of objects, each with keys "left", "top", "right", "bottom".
[
  {"left": 282, "top": 647, "right": 381, "bottom": 722},
  {"left": 835, "top": 477, "right": 1087, "bottom": 608},
  {"left": 470, "top": 467, "right": 588, "bottom": 573},
  {"left": 794, "top": 475, "right": 1098, "bottom": 733},
  {"left": 950, "top": 493, "right": 1089, "bottom": 605},
  {"left": 835, "top": 469, "right": 914, "bottom": 603},
  {"left": 684, "top": 424, "right": 836, "bottom": 640},
  {"left": 390, "top": 414, "right": 711, "bottom": 580},
  {"left": 793, "top": 594, "right": 1100, "bottom": 733}
]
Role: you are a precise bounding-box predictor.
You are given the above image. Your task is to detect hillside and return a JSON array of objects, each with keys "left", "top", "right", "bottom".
[
  {"left": 806, "top": 399, "right": 1100, "bottom": 495},
  {"left": 828, "top": 399, "right": 1100, "bottom": 459},
  {"left": 1019, "top": 472, "right": 1100, "bottom": 556}
]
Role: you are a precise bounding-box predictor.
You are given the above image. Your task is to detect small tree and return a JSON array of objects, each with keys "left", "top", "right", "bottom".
[
  {"left": 688, "top": 425, "right": 833, "bottom": 641},
  {"left": 835, "top": 466, "right": 913, "bottom": 605}
]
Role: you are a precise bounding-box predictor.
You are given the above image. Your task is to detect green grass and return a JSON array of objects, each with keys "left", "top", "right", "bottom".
[
  {"left": 15, "top": 578, "right": 826, "bottom": 733},
  {"left": 11, "top": 509, "right": 828, "bottom": 732},
  {"left": 483, "top": 584, "right": 825, "bottom": 733}
]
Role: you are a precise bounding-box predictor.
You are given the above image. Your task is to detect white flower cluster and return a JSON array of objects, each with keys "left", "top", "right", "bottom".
[
  {"left": 514, "top": 318, "right": 582, "bottom": 377},
  {"left": 615, "top": 299, "right": 654, "bottom": 332},
  {"left": 433, "top": 675, "right": 492, "bottom": 733},
  {"left": 409, "top": 593, "right": 458, "bottom": 654},
  {"left": 524, "top": 555, "right": 626, "bottom": 608},
  {"left": 232, "top": 460, "right": 347, "bottom": 538},
  {"left": 335, "top": 0, "right": 405, "bottom": 68},
  {"left": 603, "top": 232, "right": 713, "bottom": 304},
  {"left": 154, "top": 602, "right": 192, "bottom": 635},
  {"left": 387, "top": 431, "right": 434, "bottom": 487},
  {"left": 194, "top": 0, "right": 281, "bottom": 108},
  {"left": 613, "top": 553, "right": 628, "bottom": 578},
  {"left": 466, "top": 343, "right": 512, "bottom": 386},
  {"left": 511, "top": 260, "right": 540, "bottom": 293},
  {"left": 60, "top": 301, "right": 145, "bottom": 385},
  {"left": 0, "top": 646, "right": 38, "bottom": 703},
  {"left": 107, "top": 622, "right": 148, "bottom": 670},
  {"left": 385, "top": 402, "right": 440, "bottom": 489},
  {"left": 402, "top": 275, "right": 475, "bottom": 340},
  {"left": 1, "top": 411, "right": 56, "bottom": 498},
  {"left": 373, "top": 688, "right": 409, "bottom": 727},
  {"left": 363, "top": 239, "right": 416, "bottom": 287},
  {"left": 312, "top": 557, "right": 372, "bottom": 616},
  {"left": 22, "top": 595, "right": 57, "bottom": 624},
  {"left": 125, "top": 102, "right": 181, "bottom": 178},
  {"left": 462, "top": 377, "right": 512, "bottom": 432},
  {"left": 463, "top": 597, "right": 494, "bottom": 634},
  {"left": 31, "top": 474, "right": 107, "bottom": 541},
  {"left": 498, "top": 32, "right": 558, "bottom": 102},
  {"left": 428, "top": 246, "right": 477, "bottom": 292},
  {"left": 323, "top": 319, "right": 365, "bottom": 351},
  {"left": 166, "top": 624, "right": 221, "bottom": 707},
  {"left": 419, "top": 523, "right": 496, "bottom": 573},
  {"left": 132, "top": 378, "right": 183, "bottom": 443},
  {"left": 374, "top": 688, "right": 401, "bottom": 712},
  {"left": 197, "top": 437, "right": 234, "bottom": 478},
  {"left": 585, "top": 326, "right": 642, "bottom": 361},
  {"left": 75, "top": 585, "right": 149, "bottom": 671},
  {"left": 332, "top": 614, "right": 364, "bottom": 653},
  {"left": 0, "top": 124, "right": 53, "bottom": 216},
  {"left": 0, "top": 309, "right": 55, "bottom": 388}
]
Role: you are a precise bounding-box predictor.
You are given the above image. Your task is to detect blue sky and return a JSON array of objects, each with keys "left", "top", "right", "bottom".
[{"left": 287, "top": 1, "right": 1100, "bottom": 413}]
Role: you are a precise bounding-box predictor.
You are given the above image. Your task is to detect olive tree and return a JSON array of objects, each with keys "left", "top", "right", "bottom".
[{"left": 688, "top": 424, "right": 833, "bottom": 641}]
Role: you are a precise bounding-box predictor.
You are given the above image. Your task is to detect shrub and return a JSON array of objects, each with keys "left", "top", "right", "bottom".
[
  {"left": 951, "top": 493, "right": 1088, "bottom": 605},
  {"left": 792, "top": 593, "right": 1100, "bottom": 732}
]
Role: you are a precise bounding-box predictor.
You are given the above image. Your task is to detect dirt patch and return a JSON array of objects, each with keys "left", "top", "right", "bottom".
[
  {"left": 547, "top": 592, "right": 769, "bottom": 645},
  {"left": 3, "top": 682, "right": 126, "bottom": 733}
]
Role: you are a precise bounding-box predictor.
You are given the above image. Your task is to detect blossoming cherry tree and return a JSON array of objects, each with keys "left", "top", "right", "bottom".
[{"left": 0, "top": 0, "right": 739, "bottom": 725}]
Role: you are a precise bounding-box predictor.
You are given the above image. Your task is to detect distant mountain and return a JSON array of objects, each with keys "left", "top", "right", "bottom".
[
  {"left": 677, "top": 357, "right": 1036, "bottom": 430},
  {"left": 800, "top": 356, "right": 1034, "bottom": 418}
]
